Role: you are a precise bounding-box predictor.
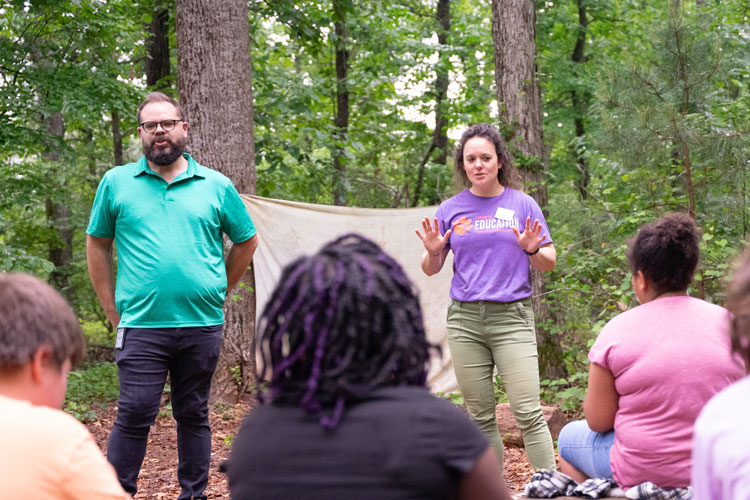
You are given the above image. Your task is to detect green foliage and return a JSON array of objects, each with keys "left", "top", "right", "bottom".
[
  {"left": 63, "top": 362, "right": 119, "bottom": 422},
  {"left": 0, "top": 0, "right": 145, "bottom": 325},
  {"left": 536, "top": 0, "right": 750, "bottom": 382},
  {"left": 230, "top": 365, "right": 243, "bottom": 388},
  {"left": 80, "top": 318, "right": 115, "bottom": 346},
  {"left": 246, "top": 380, "right": 269, "bottom": 401},
  {"left": 222, "top": 433, "right": 235, "bottom": 448},
  {"left": 593, "top": 4, "right": 746, "bottom": 220},
  {"left": 437, "top": 372, "right": 510, "bottom": 409},
  {"left": 540, "top": 372, "right": 588, "bottom": 414},
  {"left": 492, "top": 372, "right": 509, "bottom": 404},
  {"left": 158, "top": 402, "right": 173, "bottom": 420},
  {"left": 214, "top": 401, "right": 236, "bottom": 421},
  {"left": 0, "top": 242, "right": 55, "bottom": 275},
  {"left": 230, "top": 281, "right": 254, "bottom": 303},
  {"left": 436, "top": 390, "right": 464, "bottom": 406},
  {"left": 250, "top": 0, "right": 494, "bottom": 207}
]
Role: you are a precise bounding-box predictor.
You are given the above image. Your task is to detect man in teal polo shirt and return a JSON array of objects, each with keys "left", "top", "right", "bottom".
[{"left": 86, "top": 92, "right": 258, "bottom": 500}]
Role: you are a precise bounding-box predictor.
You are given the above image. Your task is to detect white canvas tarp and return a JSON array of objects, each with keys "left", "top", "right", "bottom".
[{"left": 242, "top": 194, "right": 458, "bottom": 393}]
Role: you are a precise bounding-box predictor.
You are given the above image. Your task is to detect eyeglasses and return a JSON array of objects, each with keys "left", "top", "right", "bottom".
[{"left": 139, "top": 119, "right": 183, "bottom": 133}]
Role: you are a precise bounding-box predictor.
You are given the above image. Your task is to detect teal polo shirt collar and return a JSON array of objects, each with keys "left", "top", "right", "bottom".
[{"left": 134, "top": 153, "right": 206, "bottom": 184}]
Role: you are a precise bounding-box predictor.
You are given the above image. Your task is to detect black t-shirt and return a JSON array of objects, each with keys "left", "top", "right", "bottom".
[{"left": 226, "top": 385, "right": 489, "bottom": 500}]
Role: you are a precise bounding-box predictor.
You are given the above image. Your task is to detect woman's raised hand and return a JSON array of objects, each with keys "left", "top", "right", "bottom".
[
  {"left": 512, "top": 216, "right": 545, "bottom": 253},
  {"left": 415, "top": 217, "right": 452, "bottom": 256}
]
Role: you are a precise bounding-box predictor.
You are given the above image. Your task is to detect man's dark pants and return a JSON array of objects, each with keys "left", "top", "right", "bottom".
[{"left": 107, "top": 326, "right": 223, "bottom": 500}]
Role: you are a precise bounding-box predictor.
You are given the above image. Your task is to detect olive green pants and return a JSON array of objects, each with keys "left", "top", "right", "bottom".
[{"left": 447, "top": 298, "right": 556, "bottom": 471}]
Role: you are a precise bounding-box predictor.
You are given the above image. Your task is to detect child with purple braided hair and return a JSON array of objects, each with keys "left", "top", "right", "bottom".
[{"left": 226, "top": 233, "right": 510, "bottom": 500}]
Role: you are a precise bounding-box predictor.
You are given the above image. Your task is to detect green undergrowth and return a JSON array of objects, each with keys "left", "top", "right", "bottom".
[
  {"left": 437, "top": 371, "right": 588, "bottom": 418},
  {"left": 540, "top": 372, "right": 587, "bottom": 416},
  {"left": 64, "top": 362, "right": 119, "bottom": 422}
]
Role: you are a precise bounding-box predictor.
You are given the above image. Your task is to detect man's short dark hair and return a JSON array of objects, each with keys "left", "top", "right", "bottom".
[
  {"left": 136, "top": 92, "right": 185, "bottom": 124},
  {"left": 0, "top": 273, "right": 86, "bottom": 372}
]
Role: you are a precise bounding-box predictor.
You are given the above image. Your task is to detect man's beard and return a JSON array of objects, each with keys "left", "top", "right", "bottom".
[{"left": 144, "top": 136, "right": 186, "bottom": 166}]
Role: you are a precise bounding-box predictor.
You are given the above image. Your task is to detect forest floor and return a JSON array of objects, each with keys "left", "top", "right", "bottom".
[{"left": 86, "top": 396, "right": 545, "bottom": 498}]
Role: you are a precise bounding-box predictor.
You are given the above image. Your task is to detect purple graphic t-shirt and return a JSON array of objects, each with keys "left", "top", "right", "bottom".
[{"left": 435, "top": 188, "right": 552, "bottom": 302}]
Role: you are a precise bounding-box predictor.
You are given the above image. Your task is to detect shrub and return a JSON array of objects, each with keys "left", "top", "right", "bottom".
[{"left": 64, "top": 362, "right": 119, "bottom": 422}]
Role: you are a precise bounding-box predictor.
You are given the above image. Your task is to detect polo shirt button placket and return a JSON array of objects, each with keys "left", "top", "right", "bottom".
[{"left": 164, "top": 184, "right": 175, "bottom": 204}]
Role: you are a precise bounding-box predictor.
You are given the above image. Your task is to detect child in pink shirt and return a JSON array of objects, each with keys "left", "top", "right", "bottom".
[{"left": 557, "top": 213, "right": 745, "bottom": 488}]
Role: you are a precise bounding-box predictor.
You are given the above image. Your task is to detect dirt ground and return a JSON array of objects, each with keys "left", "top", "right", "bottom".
[{"left": 86, "top": 397, "right": 543, "bottom": 498}]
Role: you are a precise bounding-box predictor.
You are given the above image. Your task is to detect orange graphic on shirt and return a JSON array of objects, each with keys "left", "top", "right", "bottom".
[{"left": 452, "top": 216, "right": 473, "bottom": 235}]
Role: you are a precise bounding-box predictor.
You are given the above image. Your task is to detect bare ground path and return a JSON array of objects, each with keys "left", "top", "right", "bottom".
[{"left": 86, "top": 397, "right": 541, "bottom": 498}]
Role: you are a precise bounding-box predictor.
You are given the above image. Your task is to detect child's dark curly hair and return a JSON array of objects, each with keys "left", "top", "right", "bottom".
[{"left": 626, "top": 212, "right": 700, "bottom": 294}]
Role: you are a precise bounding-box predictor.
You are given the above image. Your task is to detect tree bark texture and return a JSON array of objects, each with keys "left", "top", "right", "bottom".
[
  {"left": 571, "top": 0, "right": 589, "bottom": 201},
  {"left": 146, "top": 2, "right": 171, "bottom": 89},
  {"left": 43, "top": 112, "right": 74, "bottom": 302},
  {"left": 45, "top": 197, "right": 73, "bottom": 300},
  {"left": 176, "top": 0, "right": 257, "bottom": 403},
  {"left": 672, "top": 12, "right": 697, "bottom": 221},
  {"left": 413, "top": 0, "right": 450, "bottom": 207},
  {"left": 111, "top": 109, "right": 124, "bottom": 166},
  {"left": 671, "top": 6, "right": 702, "bottom": 297},
  {"left": 332, "top": 0, "right": 350, "bottom": 206},
  {"left": 490, "top": 0, "right": 568, "bottom": 380}
]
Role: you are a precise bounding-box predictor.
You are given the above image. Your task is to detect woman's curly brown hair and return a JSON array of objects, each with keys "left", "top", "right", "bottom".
[{"left": 454, "top": 123, "right": 522, "bottom": 190}]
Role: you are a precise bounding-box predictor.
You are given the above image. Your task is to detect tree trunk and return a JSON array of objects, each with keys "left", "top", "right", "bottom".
[
  {"left": 490, "top": 0, "right": 568, "bottom": 380},
  {"left": 146, "top": 1, "right": 171, "bottom": 89},
  {"left": 571, "top": 0, "right": 589, "bottom": 201},
  {"left": 671, "top": 5, "right": 702, "bottom": 297},
  {"left": 176, "top": 0, "right": 257, "bottom": 403},
  {"left": 332, "top": 0, "right": 349, "bottom": 206},
  {"left": 43, "top": 112, "right": 74, "bottom": 302},
  {"left": 412, "top": 0, "right": 450, "bottom": 207},
  {"left": 112, "top": 109, "right": 124, "bottom": 166}
]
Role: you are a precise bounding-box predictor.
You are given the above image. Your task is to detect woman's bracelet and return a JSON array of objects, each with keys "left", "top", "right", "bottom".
[{"left": 523, "top": 247, "right": 540, "bottom": 256}]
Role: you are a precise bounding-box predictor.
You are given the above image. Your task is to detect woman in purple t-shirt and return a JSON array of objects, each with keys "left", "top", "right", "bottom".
[{"left": 415, "top": 123, "right": 557, "bottom": 471}]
